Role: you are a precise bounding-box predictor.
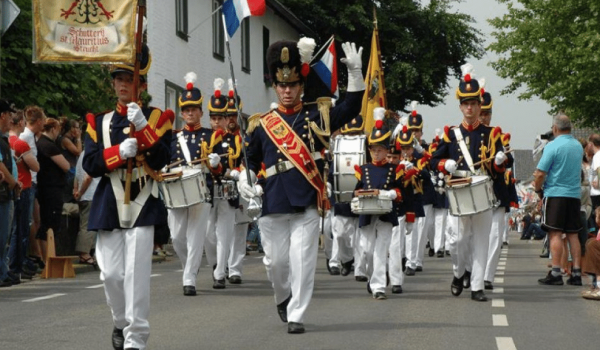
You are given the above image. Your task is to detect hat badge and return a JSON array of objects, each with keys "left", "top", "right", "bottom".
[
  {"left": 186, "top": 91, "right": 191, "bottom": 98},
  {"left": 375, "top": 130, "right": 381, "bottom": 137},
  {"left": 466, "top": 83, "right": 472, "bottom": 92},
  {"left": 413, "top": 117, "right": 417, "bottom": 123},
  {"left": 351, "top": 119, "right": 356, "bottom": 125},
  {"left": 402, "top": 134, "right": 407, "bottom": 140},
  {"left": 215, "top": 99, "right": 220, "bottom": 106}
]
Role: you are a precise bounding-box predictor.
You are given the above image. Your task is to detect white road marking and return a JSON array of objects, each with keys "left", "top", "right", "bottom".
[
  {"left": 493, "top": 314, "right": 509, "bottom": 326},
  {"left": 492, "top": 299, "right": 505, "bottom": 307},
  {"left": 497, "top": 271, "right": 505, "bottom": 276},
  {"left": 175, "top": 269, "right": 183, "bottom": 272},
  {"left": 86, "top": 284, "right": 104, "bottom": 289},
  {"left": 498, "top": 266, "right": 506, "bottom": 270},
  {"left": 498, "top": 261, "right": 506, "bottom": 266},
  {"left": 23, "top": 293, "right": 66, "bottom": 303},
  {"left": 500, "top": 257, "right": 507, "bottom": 261},
  {"left": 150, "top": 274, "right": 161, "bottom": 277},
  {"left": 494, "top": 277, "right": 505, "bottom": 284},
  {"left": 493, "top": 287, "right": 504, "bottom": 294},
  {"left": 496, "top": 337, "right": 517, "bottom": 350}
]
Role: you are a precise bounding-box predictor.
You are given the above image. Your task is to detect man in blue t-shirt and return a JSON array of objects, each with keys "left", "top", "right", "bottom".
[{"left": 533, "top": 113, "right": 583, "bottom": 286}]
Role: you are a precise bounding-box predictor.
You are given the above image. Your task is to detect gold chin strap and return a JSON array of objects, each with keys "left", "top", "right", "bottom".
[{"left": 309, "top": 97, "right": 332, "bottom": 149}]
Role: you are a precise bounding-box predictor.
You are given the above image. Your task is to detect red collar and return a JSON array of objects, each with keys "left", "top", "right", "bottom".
[
  {"left": 116, "top": 103, "right": 127, "bottom": 115},
  {"left": 372, "top": 159, "right": 388, "bottom": 167},
  {"left": 277, "top": 102, "right": 303, "bottom": 115},
  {"left": 184, "top": 123, "right": 202, "bottom": 131},
  {"left": 461, "top": 120, "right": 480, "bottom": 132}
]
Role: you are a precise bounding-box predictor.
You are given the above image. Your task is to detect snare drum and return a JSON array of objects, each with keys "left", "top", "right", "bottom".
[
  {"left": 350, "top": 194, "right": 393, "bottom": 215},
  {"left": 158, "top": 168, "right": 210, "bottom": 209},
  {"left": 446, "top": 175, "right": 497, "bottom": 216},
  {"left": 333, "top": 134, "right": 366, "bottom": 203},
  {"left": 213, "top": 180, "right": 239, "bottom": 200}
]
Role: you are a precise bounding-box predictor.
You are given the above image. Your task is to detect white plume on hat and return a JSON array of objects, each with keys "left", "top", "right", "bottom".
[
  {"left": 228, "top": 78, "right": 237, "bottom": 92},
  {"left": 399, "top": 115, "right": 408, "bottom": 126},
  {"left": 297, "top": 37, "right": 316, "bottom": 65},
  {"left": 213, "top": 78, "right": 224, "bottom": 91},
  {"left": 460, "top": 63, "right": 474, "bottom": 79},
  {"left": 392, "top": 123, "right": 403, "bottom": 140},
  {"left": 411, "top": 101, "right": 418, "bottom": 113},
  {"left": 184, "top": 72, "right": 197, "bottom": 85},
  {"left": 435, "top": 128, "right": 441, "bottom": 137},
  {"left": 373, "top": 107, "right": 385, "bottom": 122},
  {"left": 479, "top": 78, "right": 486, "bottom": 90}
]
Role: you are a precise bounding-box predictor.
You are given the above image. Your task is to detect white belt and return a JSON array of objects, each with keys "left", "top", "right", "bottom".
[
  {"left": 453, "top": 170, "right": 472, "bottom": 178},
  {"left": 265, "top": 152, "right": 322, "bottom": 178},
  {"left": 110, "top": 168, "right": 148, "bottom": 182}
]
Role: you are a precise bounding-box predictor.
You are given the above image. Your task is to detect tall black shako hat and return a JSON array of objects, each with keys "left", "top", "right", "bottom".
[
  {"left": 407, "top": 101, "right": 423, "bottom": 130},
  {"left": 395, "top": 123, "right": 414, "bottom": 148},
  {"left": 340, "top": 115, "right": 364, "bottom": 135},
  {"left": 208, "top": 78, "right": 228, "bottom": 116},
  {"left": 226, "top": 79, "right": 243, "bottom": 116},
  {"left": 455, "top": 63, "right": 482, "bottom": 103},
  {"left": 179, "top": 72, "right": 203, "bottom": 108},
  {"left": 368, "top": 107, "right": 391, "bottom": 148},
  {"left": 266, "top": 38, "right": 315, "bottom": 85},
  {"left": 111, "top": 44, "right": 151, "bottom": 81},
  {"left": 479, "top": 78, "right": 493, "bottom": 112}
]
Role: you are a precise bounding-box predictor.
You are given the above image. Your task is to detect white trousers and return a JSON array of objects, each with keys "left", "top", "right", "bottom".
[
  {"left": 229, "top": 217, "right": 249, "bottom": 277},
  {"left": 205, "top": 199, "right": 236, "bottom": 280},
  {"left": 485, "top": 208, "right": 506, "bottom": 282},
  {"left": 451, "top": 210, "right": 492, "bottom": 291},
  {"left": 502, "top": 212, "right": 510, "bottom": 243},
  {"left": 433, "top": 208, "right": 447, "bottom": 252},
  {"left": 389, "top": 216, "right": 408, "bottom": 286},
  {"left": 404, "top": 212, "right": 421, "bottom": 269},
  {"left": 330, "top": 215, "right": 356, "bottom": 267},
  {"left": 321, "top": 210, "right": 333, "bottom": 260},
  {"left": 408, "top": 204, "right": 434, "bottom": 268},
  {"left": 258, "top": 208, "right": 320, "bottom": 323},
  {"left": 361, "top": 219, "right": 393, "bottom": 294},
  {"left": 168, "top": 203, "right": 210, "bottom": 287},
  {"left": 96, "top": 226, "right": 153, "bottom": 350},
  {"left": 353, "top": 218, "right": 368, "bottom": 278}
]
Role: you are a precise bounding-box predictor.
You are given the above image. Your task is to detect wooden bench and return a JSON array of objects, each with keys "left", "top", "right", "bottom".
[{"left": 41, "top": 229, "right": 77, "bottom": 279}]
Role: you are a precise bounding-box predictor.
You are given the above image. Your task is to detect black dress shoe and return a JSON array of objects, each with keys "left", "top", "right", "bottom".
[
  {"left": 373, "top": 292, "right": 387, "bottom": 300},
  {"left": 436, "top": 250, "right": 444, "bottom": 258},
  {"left": 405, "top": 267, "right": 415, "bottom": 276},
  {"left": 229, "top": 275, "right": 242, "bottom": 284},
  {"left": 287, "top": 322, "right": 305, "bottom": 334},
  {"left": 463, "top": 270, "right": 471, "bottom": 289},
  {"left": 428, "top": 248, "right": 435, "bottom": 257},
  {"left": 445, "top": 250, "right": 450, "bottom": 256},
  {"left": 277, "top": 294, "right": 291, "bottom": 323},
  {"left": 329, "top": 266, "right": 341, "bottom": 275},
  {"left": 471, "top": 290, "right": 488, "bottom": 302},
  {"left": 391, "top": 285, "right": 403, "bottom": 294},
  {"left": 484, "top": 281, "right": 494, "bottom": 290},
  {"left": 213, "top": 279, "right": 226, "bottom": 289},
  {"left": 451, "top": 276, "right": 464, "bottom": 296},
  {"left": 341, "top": 259, "right": 354, "bottom": 276},
  {"left": 183, "top": 285, "right": 196, "bottom": 296},
  {"left": 367, "top": 282, "right": 372, "bottom": 294},
  {"left": 112, "top": 327, "right": 124, "bottom": 350},
  {"left": 416, "top": 266, "right": 423, "bottom": 272},
  {"left": 539, "top": 253, "right": 550, "bottom": 258},
  {"left": 355, "top": 276, "right": 368, "bottom": 282}
]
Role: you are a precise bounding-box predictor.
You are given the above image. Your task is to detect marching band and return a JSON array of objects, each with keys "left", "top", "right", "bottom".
[{"left": 83, "top": 36, "right": 517, "bottom": 348}]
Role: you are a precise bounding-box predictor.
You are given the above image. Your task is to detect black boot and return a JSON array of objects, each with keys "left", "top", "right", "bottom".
[
  {"left": 451, "top": 275, "right": 464, "bottom": 296},
  {"left": 277, "top": 294, "right": 292, "bottom": 323}
]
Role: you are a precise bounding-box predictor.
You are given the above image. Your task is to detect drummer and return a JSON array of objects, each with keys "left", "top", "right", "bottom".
[
  {"left": 204, "top": 78, "right": 238, "bottom": 289},
  {"left": 224, "top": 79, "right": 248, "bottom": 285},
  {"left": 328, "top": 116, "right": 366, "bottom": 279},
  {"left": 354, "top": 107, "right": 413, "bottom": 300},
  {"left": 477, "top": 89, "right": 514, "bottom": 290},
  {"left": 387, "top": 123, "right": 417, "bottom": 294},
  {"left": 430, "top": 63, "right": 509, "bottom": 302},
  {"left": 167, "top": 72, "right": 222, "bottom": 296}
]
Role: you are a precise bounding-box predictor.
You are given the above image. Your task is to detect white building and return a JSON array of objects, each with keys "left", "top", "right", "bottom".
[{"left": 146, "top": 0, "right": 315, "bottom": 129}]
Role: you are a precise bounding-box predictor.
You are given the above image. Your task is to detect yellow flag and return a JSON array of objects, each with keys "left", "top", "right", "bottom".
[{"left": 361, "top": 27, "right": 387, "bottom": 135}]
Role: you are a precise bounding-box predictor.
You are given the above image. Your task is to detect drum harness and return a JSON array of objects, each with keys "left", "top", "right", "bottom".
[{"left": 453, "top": 127, "right": 478, "bottom": 178}]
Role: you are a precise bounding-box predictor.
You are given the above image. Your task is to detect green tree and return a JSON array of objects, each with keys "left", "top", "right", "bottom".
[
  {"left": 488, "top": 0, "right": 600, "bottom": 126},
  {"left": 1, "top": 0, "right": 114, "bottom": 119},
  {"left": 278, "top": 0, "right": 484, "bottom": 111}
]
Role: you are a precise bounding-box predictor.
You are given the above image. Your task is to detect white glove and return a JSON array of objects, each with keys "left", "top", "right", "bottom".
[
  {"left": 119, "top": 138, "right": 138, "bottom": 159},
  {"left": 401, "top": 160, "right": 414, "bottom": 170},
  {"left": 495, "top": 151, "right": 508, "bottom": 166},
  {"left": 414, "top": 142, "right": 424, "bottom": 154},
  {"left": 380, "top": 189, "right": 397, "bottom": 200},
  {"left": 327, "top": 182, "right": 332, "bottom": 198},
  {"left": 444, "top": 159, "right": 458, "bottom": 174},
  {"left": 340, "top": 42, "right": 365, "bottom": 92},
  {"left": 238, "top": 169, "right": 263, "bottom": 200},
  {"left": 230, "top": 169, "right": 240, "bottom": 181},
  {"left": 208, "top": 153, "right": 221, "bottom": 168},
  {"left": 126, "top": 102, "right": 148, "bottom": 131}
]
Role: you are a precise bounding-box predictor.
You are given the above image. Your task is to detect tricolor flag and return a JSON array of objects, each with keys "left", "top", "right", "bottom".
[
  {"left": 222, "top": 0, "right": 266, "bottom": 38},
  {"left": 311, "top": 37, "right": 339, "bottom": 98}
]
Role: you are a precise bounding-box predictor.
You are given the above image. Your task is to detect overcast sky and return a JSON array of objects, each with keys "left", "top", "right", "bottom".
[{"left": 416, "top": 0, "right": 551, "bottom": 150}]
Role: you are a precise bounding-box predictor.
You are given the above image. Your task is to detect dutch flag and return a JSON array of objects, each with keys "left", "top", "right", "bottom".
[
  {"left": 222, "top": 0, "right": 266, "bottom": 38},
  {"left": 312, "top": 38, "right": 338, "bottom": 98}
]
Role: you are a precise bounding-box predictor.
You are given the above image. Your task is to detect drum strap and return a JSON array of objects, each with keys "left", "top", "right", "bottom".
[
  {"left": 102, "top": 112, "right": 156, "bottom": 228},
  {"left": 177, "top": 132, "right": 192, "bottom": 165},
  {"left": 453, "top": 128, "right": 476, "bottom": 174}
]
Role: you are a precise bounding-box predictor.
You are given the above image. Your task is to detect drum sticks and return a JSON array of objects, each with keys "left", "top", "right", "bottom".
[
  {"left": 165, "top": 153, "right": 229, "bottom": 170},
  {"left": 473, "top": 149, "right": 513, "bottom": 167}
]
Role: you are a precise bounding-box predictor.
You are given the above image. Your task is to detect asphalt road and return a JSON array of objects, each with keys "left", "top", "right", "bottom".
[{"left": 1, "top": 231, "right": 599, "bottom": 350}]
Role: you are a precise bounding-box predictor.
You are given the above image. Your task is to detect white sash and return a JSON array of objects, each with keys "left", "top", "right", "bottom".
[
  {"left": 102, "top": 112, "right": 155, "bottom": 228},
  {"left": 453, "top": 127, "right": 476, "bottom": 174},
  {"left": 177, "top": 132, "right": 192, "bottom": 165}
]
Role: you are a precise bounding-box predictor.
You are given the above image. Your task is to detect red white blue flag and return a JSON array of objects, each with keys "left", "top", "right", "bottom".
[
  {"left": 312, "top": 38, "right": 338, "bottom": 98},
  {"left": 222, "top": 0, "right": 266, "bottom": 38}
]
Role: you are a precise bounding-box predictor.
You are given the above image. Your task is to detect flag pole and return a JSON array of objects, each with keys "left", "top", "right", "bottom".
[{"left": 221, "top": 14, "right": 261, "bottom": 218}]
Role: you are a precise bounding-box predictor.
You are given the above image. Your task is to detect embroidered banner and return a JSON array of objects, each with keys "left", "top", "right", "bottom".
[{"left": 33, "top": 0, "right": 137, "bottom": 64}]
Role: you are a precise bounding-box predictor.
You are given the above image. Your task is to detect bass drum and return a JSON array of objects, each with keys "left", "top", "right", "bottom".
[{"left": 333, "top": 134, "right": 366, "bottom": 203}]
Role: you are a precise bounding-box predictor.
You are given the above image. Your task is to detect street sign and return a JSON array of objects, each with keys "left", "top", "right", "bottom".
[{"left": 2, "top": 0, "right": 20, "bottom": 36}]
